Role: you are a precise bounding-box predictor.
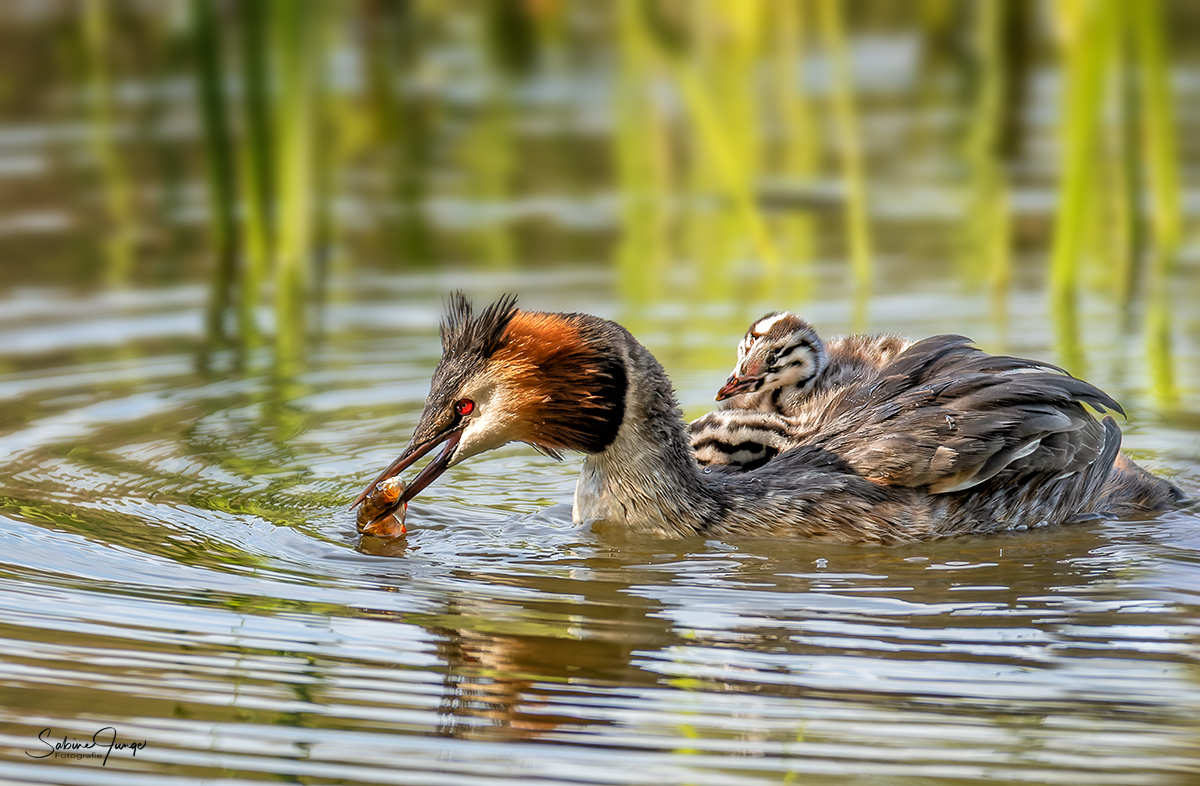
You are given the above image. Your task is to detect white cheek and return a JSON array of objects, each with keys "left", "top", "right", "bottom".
[
  {"left": 454, "top": 391, "right": 520, "bottom": 462},
  {"left": 774, "top": 346, "right": 813, "bottom": 369},
  {"left": 767, "top": 364, "right": 811, "bottom": 389}
]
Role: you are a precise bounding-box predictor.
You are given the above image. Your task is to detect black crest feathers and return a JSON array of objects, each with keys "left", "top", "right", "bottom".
[{"left": 441, "top": 292, "right": 519, "bottom": 360}]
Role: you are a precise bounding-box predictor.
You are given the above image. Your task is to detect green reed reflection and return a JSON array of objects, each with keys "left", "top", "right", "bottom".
[
  {"left": 192, "top": 0, "right": 239, "bottom": 351},
  {"left": 962, "top": 0, "right": 1011, "bottom": 295},
  {"left": 615, "top": 0, "right": 671, "bottom": 302},
  {"left": 1049, "top": 0, "right": 1113, "bottom": 300},
  {"left": 271, "top": 0, "right": 324, "bottom": 375},
  {"left": 816, "top": 0, "right": 871, "bottom": 295},
  {"left": 769, "top": 1, "right": 818, "bottom": 288},
  {"left": 24, "top": 1, "right": 1194, "bottom": 392},
  {"left": 1130, "top": 0, "right": 1181, "bottom": 405},
  {"left": 80, "top": 0, "right": 136, "bottom": 286},
  {"left": 235, "top": 0, "right": 275, "bottom": 349}
]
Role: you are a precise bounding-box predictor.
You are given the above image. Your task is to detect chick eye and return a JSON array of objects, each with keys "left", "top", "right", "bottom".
[{"left": 455, "top": 398, "right": 475, "bottom": 416}]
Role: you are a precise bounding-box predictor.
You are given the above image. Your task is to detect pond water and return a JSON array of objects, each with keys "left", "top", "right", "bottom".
[
  {"left": 3, "top": 4, "right": 1200, "bottom": 783},
  {"left": 1, "top": 265, "right": 1198, "bottom": 786}
]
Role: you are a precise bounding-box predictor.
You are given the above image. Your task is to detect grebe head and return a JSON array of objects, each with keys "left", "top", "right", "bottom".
[
  {"left": 352, "top": 294, "right": 627, "bottom": 527},
  {"left": 716, "top": 312, "right": 827, "bottom": 402}
]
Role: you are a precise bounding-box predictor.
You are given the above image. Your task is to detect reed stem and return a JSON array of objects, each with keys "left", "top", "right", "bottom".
[
  {"left": 272, "top": 0, "right": 320, "bottom": 373},
  {"left": 1048, "top": 0, "right": 1114, "bottom": 296},
  {"left": 236, "top": 0, "right": 275, "bottom": 348},
  {"left": 614, "top": 0, "right": 670, "bottom": 301},
  {"left": 1130, "top": 0, "right": 1179, "bottom": 403},
  {"left": 362, "top": 0, "right": 433, "bottom": 266},
  {"left": 81, "top": 0, "right": 137, "bottom": 287},
  {"left": 1109, "top": 21, "right": 1143, "bottom": 308},
  {"left": 676, "top": 66, "right": 780, "bottom": 276},
  {"left": 772, "top": 0, "right": 818, "bottom": 284},
  {"left": 963, "top": 0, "right": 1010, "bottom": 294},
  {"left": 816, "top": 0, "right": 872, "bottom": 294},
  {"left": 658, "top": 1, "right": 777, "bottom": 288},
  {"left": 192, "top": 0, "right": 239, "bottom": 348}
]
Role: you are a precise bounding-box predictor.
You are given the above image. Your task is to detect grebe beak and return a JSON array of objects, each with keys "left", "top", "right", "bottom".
[
  {"left": 351, "top": 428, "right": 463, "bottom": 526},
  {"left": 715, "top": 374, "right": 761, "bottom": 401}
]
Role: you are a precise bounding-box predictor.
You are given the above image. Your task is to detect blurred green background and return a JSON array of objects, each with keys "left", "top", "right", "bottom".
[{"left": 0, "top": 0, "right": 1197, "bottom": 393}]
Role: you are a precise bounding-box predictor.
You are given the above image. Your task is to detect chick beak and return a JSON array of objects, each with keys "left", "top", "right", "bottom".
[
  {"left": 715, "top": 374, "right": 762, "bottom": 401},
  {"left": 351, "top": 428, "right": 463, "bottom": 525}
]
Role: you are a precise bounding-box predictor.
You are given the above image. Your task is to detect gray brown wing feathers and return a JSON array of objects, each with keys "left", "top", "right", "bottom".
[{"left": 804, "top": 335, "right": 1123, "bottom": 494}]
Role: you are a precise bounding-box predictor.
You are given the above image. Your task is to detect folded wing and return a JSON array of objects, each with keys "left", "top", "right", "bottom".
[{"left": 807, "top": 335, "right": 1122, "bottom": 494}]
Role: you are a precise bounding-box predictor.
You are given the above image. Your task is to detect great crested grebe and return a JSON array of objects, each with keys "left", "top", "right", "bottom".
[
  {"left": 691, "top": 312, "right": 912, "bottom": 468},
  {"left": 717, "top": 311, "right": 913, "bottom": 413},
  {"left": 353, "top": 294, "right": 1187, "bottom": 543}
]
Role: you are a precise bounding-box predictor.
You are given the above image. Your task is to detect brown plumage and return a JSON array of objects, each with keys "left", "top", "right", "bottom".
[
  {"left": 491, "top": 310, "right": 628, "bottom": 456},
  {"left": 353, "top": 295, "right": 1189, "bottom": 543}
]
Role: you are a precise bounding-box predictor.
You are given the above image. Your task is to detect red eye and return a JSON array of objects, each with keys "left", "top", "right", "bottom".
[{"left": 455, "top": 398, "right": 475, "bottom": 416}]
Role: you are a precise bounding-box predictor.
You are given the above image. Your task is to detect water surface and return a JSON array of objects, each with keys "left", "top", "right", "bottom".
[{"left": 1, "top": 269, "right": 1198, "bottom": 786}]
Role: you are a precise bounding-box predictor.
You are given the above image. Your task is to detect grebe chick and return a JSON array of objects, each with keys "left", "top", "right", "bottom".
[
  {"left": 353, "top": 295, "right": 1187, "bottom": 543},
  {"left": 715, "top": 312, "right": 827, "bottom": 414},
  {"left": 690, "top": 312, "right": 909, "bottom": 467},
  {"left": 689, "top": 409, "right": 793, "bottom": 470},
  {"left": 716, "top": 311, "right": 911, "bottom": 415}
]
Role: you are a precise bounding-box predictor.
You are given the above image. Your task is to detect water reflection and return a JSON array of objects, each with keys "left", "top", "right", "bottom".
[{"left": 0, "top": 275, "right": 1197, "bottom": 785}]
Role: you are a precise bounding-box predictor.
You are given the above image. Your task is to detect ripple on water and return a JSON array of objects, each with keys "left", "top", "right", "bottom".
[{"left": 0, "top": 280, "right": 1199, "bottom": 786}]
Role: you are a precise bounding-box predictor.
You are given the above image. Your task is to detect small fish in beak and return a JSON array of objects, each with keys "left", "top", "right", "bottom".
[
  {"left": 356, "top": 476, "right": 409, "bottom": 538},
  {"left": 351, "top": 428, "right": 464, "bottom": 538}
]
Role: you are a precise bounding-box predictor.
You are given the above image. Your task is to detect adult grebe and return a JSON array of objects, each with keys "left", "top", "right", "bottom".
[{"left": 354, "top": 295, "right": 1186, "bottom": 542}]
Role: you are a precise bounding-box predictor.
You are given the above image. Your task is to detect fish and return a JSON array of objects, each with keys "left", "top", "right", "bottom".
[{"left": 356, "top": 476, "right": 408, "bottom": 538}]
